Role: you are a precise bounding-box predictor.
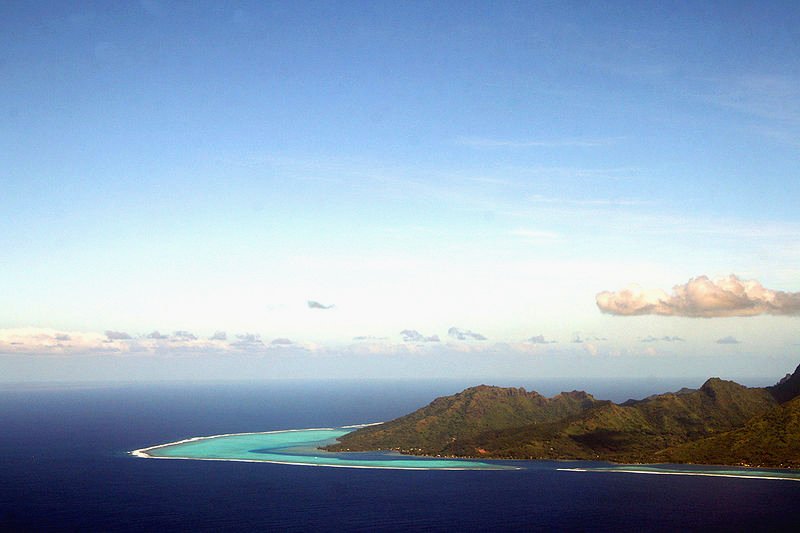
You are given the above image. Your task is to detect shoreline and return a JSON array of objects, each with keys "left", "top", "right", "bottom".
[
  {"left": 130, "top": 424, "right": 518, "bottom": 470},
  {"left": 558, "top": 467, "right": 800, "bottom": 482},
  {"left": 131, "top": 424, "right": 379, "bottom": 458},
  {"left": 130, "top": 453, "right": 494, "bottom": 470},
  {"left": 132, "top": 427, "right": 797, "bottom": 478}
]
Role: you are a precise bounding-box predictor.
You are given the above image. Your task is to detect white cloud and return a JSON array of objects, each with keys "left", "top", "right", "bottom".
[
  {"left": 307, "top": 300, "right": 335, "bottom": 310},
  {"left": 1, "top": 328, "right": 120, "bottom": 355},
  {"left": 400, "top": 330, "right": 440, "bottom": 342},
  {"left": 597, "top": 275, "right": 800, "bottom": 317},
  {"left": 448, "top": 327, "right": 487, "bottom": 341},
  {"left": 640, "top": 335, "right": 684, "bottom": 343},
  {"left": 0, "top": 328, "right": 231, "bottom": 356},
  {"left": 171, "top": 330, "right": 198, "bottom": 341}
]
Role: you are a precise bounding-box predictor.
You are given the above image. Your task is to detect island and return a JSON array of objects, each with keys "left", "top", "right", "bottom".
[{"left": 323, "top": 363, "right": 800, "bottom": 469}]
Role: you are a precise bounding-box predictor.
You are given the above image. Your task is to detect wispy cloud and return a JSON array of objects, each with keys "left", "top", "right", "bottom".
[
  {"left": 448, "top": 327, "right": 487, "bottom": 341},
  {"left": 704, "top": 74, "right": 800, "bottom": 145},
  {"left": 528, "top": 194, "right": 646, "bottom": 207},
  {"left": 0, "top": 328, "right": 319, "bottom": 356},
  {"left": 597, "top": 275, "right": 800, "bottom": 317},
  {"left": 514, "top": 166, "right": 639, "bottom": 181},
  {"left": 706, "top": 74, "right": 800, "bottom": 124},
  {"left": 400, "top": 330, "right": 440, "bottom": 342},
  {"left": 307, "top": 300, "right": 335, "bottom": 310},
  {"left": 353, "top": 335, "right": 389, "bottom": 341},
  {"left": 640, "top": 335, "right": 685, "bottom": 343},
  {"left": 456, "top": 136, "right": 619, "bottom": 148},
  {"left": 172, "top": 330, "right": 198, "bottom": 341},
  {"left": 231, "top": 333, "right": 264, "bottom": 349},
  {"left": 527, "top": 334, "right": 556, "bottom": 344},
  {"left": 209, "top": 331, "right": 227, "bottom": 341},
  {"left": 572, "top": 333, "right": 607, "bottom": 344}
]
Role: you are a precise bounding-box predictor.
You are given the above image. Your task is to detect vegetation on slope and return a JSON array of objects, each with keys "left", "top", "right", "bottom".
[
  {"left": 661, "top": 395, "right": 800, "bottom": 468},
  {"left": 324, "top": 385, "right": 600, "bottom": 453},
  {"left": 325, "top": 363, "right": 800, "bottom": 467}
]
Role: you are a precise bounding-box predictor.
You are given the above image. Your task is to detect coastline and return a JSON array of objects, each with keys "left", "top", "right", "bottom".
[
  {"left": 130, "top": 424, "right": 516, "bottom": 470},
  {"left": 132, "top": 426, "right": 798, "bottom": 479},
  {"left": 131, "top": 426, "right": 350, "bottom": 458},
  {"left": 558, "top": 467, "right": 800, "bottom": 482}
]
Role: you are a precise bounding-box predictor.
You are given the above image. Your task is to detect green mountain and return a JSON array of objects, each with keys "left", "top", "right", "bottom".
[
  {"left": 768, "top": 363, "right": 800, "bottom": 403},
  {"left": 324, "top": 385, "right": 602, "bottom": 454},
  {"left": 325, "top": 364, "right": 800, "bottom": 467},
  {"left": 661, "top": 395, "right": 800, "bottom": 468}
]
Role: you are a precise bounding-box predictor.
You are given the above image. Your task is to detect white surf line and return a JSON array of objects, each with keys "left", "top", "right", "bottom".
[
  {"left": 557, "top": 468, "right": 800, "bottom": 482},
  {"left": 128, "top": 453, "right": 508, "bottom": 470},
  {"left": 340, "top": 422, "right": 383, "bottom": 429},
  {"left": 130, "top": 423, "right": 518, "bottom": 470},
  {"left": 131, "top": 426, "right": 372, "bottom": 458}
]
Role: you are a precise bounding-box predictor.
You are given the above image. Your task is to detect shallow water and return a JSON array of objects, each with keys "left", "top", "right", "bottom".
[{"left": 139, "top": 428, "right": 511, "bottom": 469}]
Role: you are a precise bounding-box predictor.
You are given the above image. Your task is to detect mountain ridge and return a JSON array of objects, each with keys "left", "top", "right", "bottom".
[{"left": 324, "top": 363, "right": 800, "bottom": 468}]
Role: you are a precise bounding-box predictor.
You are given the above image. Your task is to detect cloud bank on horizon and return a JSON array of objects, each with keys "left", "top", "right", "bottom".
[
  {"left": 0, "top": 327, "right": 565, "bottom": 357},
  {"left": 596, "top": 275, "right": 800, "bottom": 318}
]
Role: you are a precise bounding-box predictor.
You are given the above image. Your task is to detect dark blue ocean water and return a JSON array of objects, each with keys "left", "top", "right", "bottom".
[{"left": 1, "top": 380, "right": 797, "bottom": 531}]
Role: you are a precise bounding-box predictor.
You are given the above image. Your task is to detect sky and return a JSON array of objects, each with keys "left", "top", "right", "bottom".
[{"left": 1, "top": 0, "right": 799, "bottom": 382}]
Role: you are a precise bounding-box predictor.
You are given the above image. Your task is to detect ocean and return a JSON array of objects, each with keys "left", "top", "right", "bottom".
[{"left": 1, "top": 380, "right": 797, "bottom": 531}]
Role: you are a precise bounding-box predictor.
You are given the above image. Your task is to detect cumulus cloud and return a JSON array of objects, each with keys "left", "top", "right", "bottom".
[
  {"left": 400, "top": 330, "right": 440, "bottom": 342},
  {"left": 209, "top": 331, "right": 227, "bottom": 341},
  {"left": 230, "top": 333, "right": 264, "bottom": 349},
  {"left": 448, "top": 327, "right": 487, "bottom": 341},
  {"left": 307, "top": 300, "right": 334, "bottom": 310},
  {"left": 353, "top": 335, "right": 389, "bottom": 341},
  {"left": 146, "top": 331, "right": 169, "bottom": 340},
  {"left": 716, "top": 336, "right": 741, "bottom": 344},
  {"left": 597, "top": 275, "right": 800, "bottom": 317},
  {"left": 640, "top": 335, "right": 685, "bottom": 343},
  {"left": 55, "top": 333, "right": 71, "bottom": 341},
  {"left": 105, "top": 330, "right": 132, "bottom": 340},
  {"left": 172, "top": 330, "right": 198, "bottom": 341},
  {"left": 527, "top": 335, "right": 556, "bottom": 344},
  {"left": 270, "top": 338, "right": 293, "bottom": 345}
]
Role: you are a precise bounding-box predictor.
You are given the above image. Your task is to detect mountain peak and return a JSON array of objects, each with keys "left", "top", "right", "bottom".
[{"left": 768, "top": 363, "right": 800, "bottom": 403}]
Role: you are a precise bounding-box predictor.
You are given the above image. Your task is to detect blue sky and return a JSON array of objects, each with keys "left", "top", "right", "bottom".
[{"left": 2, "top": 1, "right": 799, "bottom": 381}]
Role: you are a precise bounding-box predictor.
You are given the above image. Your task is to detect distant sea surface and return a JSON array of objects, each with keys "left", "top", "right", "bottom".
[{"left": 1, "top": 379, "right": 797, "bottom": 531}]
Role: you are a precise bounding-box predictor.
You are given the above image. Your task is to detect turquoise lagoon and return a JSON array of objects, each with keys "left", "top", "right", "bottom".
[
  {"left": 134, "top": 427, "right": 800, "bottom": 480},
  {"left": 133, "top": 427, "right": 512, "bottom": 470}
]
